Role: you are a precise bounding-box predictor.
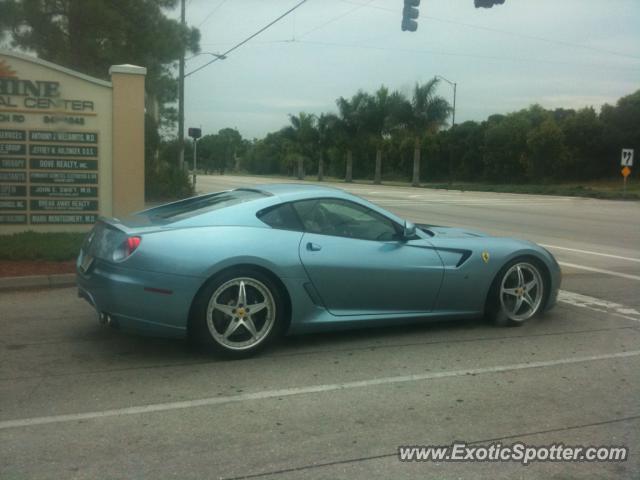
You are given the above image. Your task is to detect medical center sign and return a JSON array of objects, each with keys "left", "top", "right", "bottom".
[
  {"left": 0, "top": 51, "right": 146, "bottom": 232},
  {"left": 0, "top": 63, "right": 94, "bottom": 115}
]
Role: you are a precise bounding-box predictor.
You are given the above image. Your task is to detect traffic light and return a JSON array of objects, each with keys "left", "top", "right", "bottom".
[
  {"left": 474, "top": 0, "right": 505, "bottom": 8},
  {"left": 401, "top": 0, "right": 420, "bottom": 32}
]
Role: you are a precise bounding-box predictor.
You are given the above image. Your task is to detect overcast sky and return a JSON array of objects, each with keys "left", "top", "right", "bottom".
[{"left": 175, "top": 0, "right": 640, "bottom": 139}]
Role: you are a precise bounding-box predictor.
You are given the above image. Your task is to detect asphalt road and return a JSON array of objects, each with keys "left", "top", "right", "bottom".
[{"left": 1, "top": 174, "right": 639, "bottom": 479}]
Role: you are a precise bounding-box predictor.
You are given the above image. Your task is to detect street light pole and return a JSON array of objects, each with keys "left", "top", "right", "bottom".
[
  {"left": 178, "top": 0, "right": 186, "bottom": 171},
  {"left": 192, "top": 137, "right": 198, "bottom": 189},
  {"left": 186, "top": 52, "right": 227, "bottom": 62},
  {"left": 452, "top": 82, "right": 457, "bottom": 126},
  {"left": 188, "top": 127, "right": 202, "bottom": 189},
  {"left": 436, "top": 75, "right": 457, "bottom": 184},
  {"left": 436, "top": 75, "right": 457, "bottom": 127},
  {"left": 181, "top": 53, "right": 225, "bottom": 180}
]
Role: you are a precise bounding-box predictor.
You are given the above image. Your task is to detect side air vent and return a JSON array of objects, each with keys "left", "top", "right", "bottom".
[{"left": 303, "top": 282, "right": 324, "bottom": 306}]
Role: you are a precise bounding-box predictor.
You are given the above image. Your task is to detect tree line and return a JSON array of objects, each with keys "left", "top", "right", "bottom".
[
  {"left": 3, "top": 1, "right": 636, "bottom": 195},
  {"left": 232, "top": 85, "right": 639, "bottom": 185}
]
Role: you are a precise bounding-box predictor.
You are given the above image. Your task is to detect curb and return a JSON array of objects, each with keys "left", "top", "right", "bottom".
[{"left": 0, "top": 273, "right": 75, "bottom": 291}]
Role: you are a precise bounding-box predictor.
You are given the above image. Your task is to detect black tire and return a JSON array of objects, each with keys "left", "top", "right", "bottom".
[
  {"left": 190, "top": 268, "right": 286, "bottom": 358},
  {"left": 486, "top": 257, "right": 548, "bottom": 327}
]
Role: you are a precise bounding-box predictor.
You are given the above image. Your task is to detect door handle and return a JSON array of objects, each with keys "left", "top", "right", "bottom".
[{"left": 306, "top": 242, "right": 322, "bottom": 252}]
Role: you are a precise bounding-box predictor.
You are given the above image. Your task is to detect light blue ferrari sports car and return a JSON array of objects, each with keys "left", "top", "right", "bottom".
[{"left": 77, "top": 184, "right": 561, "bottom": 357}]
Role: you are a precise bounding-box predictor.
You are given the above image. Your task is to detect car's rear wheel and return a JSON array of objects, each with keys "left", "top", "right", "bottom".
[
  {"left": 487, "top": 258, "right": 546, "bottom": 327},
  {"left": 192, "top": 269, "right": 285, "bottom": 358}
]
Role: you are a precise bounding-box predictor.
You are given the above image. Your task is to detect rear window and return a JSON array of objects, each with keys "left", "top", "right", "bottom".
[
  {"left": 257, "top": 203, "right": 304, "bottom": 231},
  {"left": 148, "top": 189, "right": 267, "bottom": 220}
]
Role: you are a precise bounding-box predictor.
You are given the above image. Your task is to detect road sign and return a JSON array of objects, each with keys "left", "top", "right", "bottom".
[
  {"left": 622, "top": 166, "right": 631, "bottom": 178},
  {"left": 188, "top": 127, "right": 202, "bottom": 139},
  {"left": 621, "top": 148, "right": 634, "bottom": 166}
]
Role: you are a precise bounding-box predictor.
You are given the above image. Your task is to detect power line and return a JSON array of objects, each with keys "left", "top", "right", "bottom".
[
  {"left": 423, "top": 15, "right": 640, "bottom": 61},
  {"left": 193, "top": 36, "right": 639, "bottom": 72},
  {"left": 186, "top": 0, "right": 310, "bottom": 77},
  {"left": 297, "top": 0, "right": 375, "bottom": 39},
  {"left": 291, "top": 38, "right": 640, "bottom": 71},
  {"left": 197, "top": 0, "right": 227, "bottom": 28},
  {"left": 340, "top": 0, "right": 640, "bottom": 61},
  {"left": 185, "top": 1, "right": 638, "bottom": 74}
]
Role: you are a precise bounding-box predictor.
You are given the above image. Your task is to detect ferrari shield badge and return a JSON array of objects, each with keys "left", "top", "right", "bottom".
[{"left": 481, "top": 251, "right": 490, "bottom": 264}]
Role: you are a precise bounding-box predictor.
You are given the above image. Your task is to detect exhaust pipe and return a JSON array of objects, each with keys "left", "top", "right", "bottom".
[{"left": 98, "top": 312, "right": 113, "bottom": 325}]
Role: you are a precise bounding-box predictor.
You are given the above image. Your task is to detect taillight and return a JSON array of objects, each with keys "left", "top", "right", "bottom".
[
  {"left": 126, "top": 236, "right": 141, "bottom": 254},
  {"left": 113, "top": 236, "right": 141, "bottom": 261}
]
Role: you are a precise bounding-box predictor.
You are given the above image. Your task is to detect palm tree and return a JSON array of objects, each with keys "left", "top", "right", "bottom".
[
  {"left": 284, "top": 112, "right": 317, "bottom": 180},
  {"left": 336, "top": 91, "right": 368, "bottom": 182},
  {"left": 316, "top": 113, "right": 338, "bottom": 181},
  {"left": 361, "top": 86, "right": 407, "bottom": 184},
  {"left": 406, "top": 78, "right": 452, "bottom": 186}
]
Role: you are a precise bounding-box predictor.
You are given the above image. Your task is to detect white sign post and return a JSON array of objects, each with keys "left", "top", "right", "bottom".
[{"left": 621, "top": 149, "right": 634, "bottom": 197}]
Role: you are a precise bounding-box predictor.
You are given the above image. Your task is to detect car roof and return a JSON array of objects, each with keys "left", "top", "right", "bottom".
[
  {"left": 244, "top": 183, "right": 405, "bottom": 225},
  {"left": 134, "top": 183, "right": 405, "bottom": 229},
  {"left": 249, "top": 183, "right": 345, "bottom": 198}
]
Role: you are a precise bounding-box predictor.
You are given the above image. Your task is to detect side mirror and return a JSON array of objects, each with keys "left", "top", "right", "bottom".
[{"left": 402, "top": 221, "right": 416, "bottom": 240}]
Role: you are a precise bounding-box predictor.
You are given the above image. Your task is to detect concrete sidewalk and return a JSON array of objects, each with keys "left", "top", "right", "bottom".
[{"left": 0, "top": 273, "right": 75, "bottom": 291}]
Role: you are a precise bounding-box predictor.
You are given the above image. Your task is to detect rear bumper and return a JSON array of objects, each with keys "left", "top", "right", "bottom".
[{"left": 76, "top": 257, "right": 204, "bottom": 338}]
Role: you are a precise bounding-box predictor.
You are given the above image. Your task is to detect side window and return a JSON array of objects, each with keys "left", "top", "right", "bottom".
[
  {"left": 291, "top": 199, "right": 320, "bottom": 232},
  {"left": 257, "top": 203, "right": 304, "bottom": 231},
  {"left": 293, "top": 199, "right": 399, "bottom": 241}
]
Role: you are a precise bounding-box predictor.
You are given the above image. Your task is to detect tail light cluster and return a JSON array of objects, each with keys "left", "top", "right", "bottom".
[{"left": 112, "top": 236, "right": 142, "bottom": 262}]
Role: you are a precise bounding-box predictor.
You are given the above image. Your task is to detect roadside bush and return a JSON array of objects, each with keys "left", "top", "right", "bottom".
[
  {"left": 0, "top": 232, "right": 85, "bottom": 261},
  {"left": 145, "top": 164, "right": 193, "bottom": 201}
]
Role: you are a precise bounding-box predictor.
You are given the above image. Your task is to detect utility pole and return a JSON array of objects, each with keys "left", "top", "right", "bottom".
[
  {"left": 178, "top": 0, "right": 186, "bottom": 170},
  {"left": 436, "top": 75, "right": 457, "bottom": 184},
  {"left": 451, "top": 82, "right": 457, "bottom": 184},
  {"left": 452, "top": 82, "right": 457, "bottom": 127}
]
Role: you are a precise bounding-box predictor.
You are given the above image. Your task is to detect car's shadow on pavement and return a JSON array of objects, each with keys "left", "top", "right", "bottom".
[
  {"left": 275, "top": 308, "right": 563, "bottom": 357},
  {"left": 71, "top": 309, "right": 560, "bottom": 367},
  {"left": 80, "top": 314, "right": 494, "bottom": 362}
]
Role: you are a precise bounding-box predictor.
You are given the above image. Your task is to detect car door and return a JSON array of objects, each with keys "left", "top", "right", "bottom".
[{"left": 295, "top": 198, "right": 444, "bottom": 316}]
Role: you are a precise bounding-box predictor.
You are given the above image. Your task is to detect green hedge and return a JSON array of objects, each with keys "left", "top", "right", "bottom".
[{"left": 0, "top": 232, "right": 86, "bottom": 261}]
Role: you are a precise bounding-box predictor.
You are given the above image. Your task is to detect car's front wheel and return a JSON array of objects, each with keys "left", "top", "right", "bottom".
[
  {"left": 487, "top": 258, "right": 546, "bottom": 327},
  {"left": 192, "top": 269, "right": 285, "bottom": 358}
]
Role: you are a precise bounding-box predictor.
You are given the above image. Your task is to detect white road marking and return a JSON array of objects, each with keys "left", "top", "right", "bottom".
[
  {"left": 374, "top": 197, "right": 556, "bottom": 202},
  {"left": 558, "top": 262, "right": 640, "bottom": 281},
  {"left": 541, "top": 244, "right": 640, "bottom": 263},
  {"left": 558, "top": 290, "right": 640, "bottom": 321},
  {"left": 376, "top": 201, "right": 561, "bottom": 207},
  {"left": 1, "top": 350, "right": 638, "bottom": 430}
]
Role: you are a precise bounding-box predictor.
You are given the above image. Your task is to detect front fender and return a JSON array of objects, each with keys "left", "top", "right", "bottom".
[{"left": 431, "top": 236, "right": 561, "bottom": 313}]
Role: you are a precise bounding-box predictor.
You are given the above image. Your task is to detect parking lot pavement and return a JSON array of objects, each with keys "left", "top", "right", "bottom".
[
  {"left": 1, "top": 285, "right": 639, "bottom": 479},
  {"left": 1, "top": 176, "right": 639, "bottom": 479}
]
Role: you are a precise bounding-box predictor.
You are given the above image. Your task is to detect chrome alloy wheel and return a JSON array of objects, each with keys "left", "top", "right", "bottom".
[
  {"left": 499, "top": 262, "right": 544, "bottom": 322},
  {"left": 206, "top": 277, "right": 276, "bottom": 351}
]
